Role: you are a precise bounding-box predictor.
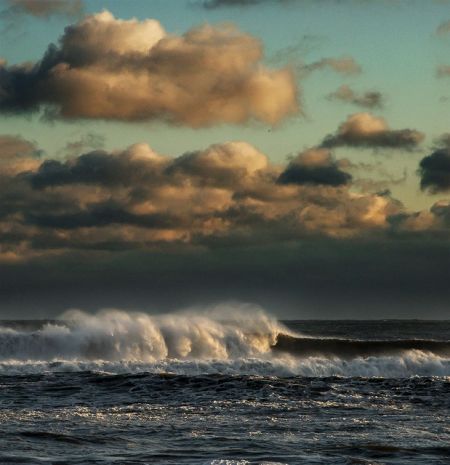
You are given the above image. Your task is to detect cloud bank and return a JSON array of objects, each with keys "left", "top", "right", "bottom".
[{"left": 0, "top": 135, "right": 407, "bottom": 261}]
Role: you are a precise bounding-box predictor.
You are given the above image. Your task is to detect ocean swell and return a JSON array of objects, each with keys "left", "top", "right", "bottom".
[{"left": 274, "top": 334, "right": 450, "bottom": 358}]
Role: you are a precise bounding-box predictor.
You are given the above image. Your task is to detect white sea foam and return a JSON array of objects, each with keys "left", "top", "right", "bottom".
[{"left": 0, "top": 352, "right": 449, "bottom": 378}]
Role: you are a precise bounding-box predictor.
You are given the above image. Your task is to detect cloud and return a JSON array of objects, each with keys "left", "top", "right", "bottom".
[
  {"left": 436, "top": 19, "right": 450, "bottom": 36},
  {"left": 278, "top": 148, "right": 352, "bottom": 186},
  {"left": 201, "top": 0, "right": 294, "bottom": 7},
  {"left": 166, "top": 142, "right": 269, "bottom": 188},
  {"left": 200, "top": 0, "right": 366, "bottom": 8},
  {"left": 26, "top": 144, "right": 166, "bottom": 189},
  {"left": 418, "top": 148, "right": 450, "bottom": 193},
  {"left": 433, "top": 132, "right": 450, "bottom": 149},
  {"left": 350, "top": 162, "right": 407, "bottom": 193},
  {"left": 1, "top": 0, "right": 83, "bottom": 19},
  {"left": 24, "top": 200, "right": 181, "bottom": 230},
  {"left": 0, "top": 10, "right": 298, "bottom": 127},
  {"left": 327, "top": 85, "right": 384, "bottom": 109},
  {"left": 321, "top": 113, "right": 424, "bottom": 150},
  {"left": 303, "top": 56, "right": 361, "bottom": 75},
  {"left": 436, "top": 65, "right": 450, "bottom": 77},
  {"left": 0, "top": 136, "right": 407, "bottom": 262},
  {"left": 0, "top": 134, "right": 42, "bottom": 175},
  {"left": 203, "top": 0, "right": 265, "bottom": 6},
  {"left": 389, "top": 200, "right": 450, "bottom": 236},
  {"left": 60, "top": 132, "right": 105, "bottom": 157}
]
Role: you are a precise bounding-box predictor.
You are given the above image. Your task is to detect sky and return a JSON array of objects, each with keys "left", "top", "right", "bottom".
[{"left": 1, "top": 0, "right": 450, "bottom": 318}]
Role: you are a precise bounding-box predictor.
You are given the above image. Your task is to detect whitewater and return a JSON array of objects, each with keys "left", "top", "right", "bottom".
[{"left": 0, "top": 306, "right": 448, "bottom": 464}]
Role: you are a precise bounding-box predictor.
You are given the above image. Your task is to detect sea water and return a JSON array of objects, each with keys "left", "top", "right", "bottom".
[{"left": 0, "top": 307, "right": 448, "bottom": 464}]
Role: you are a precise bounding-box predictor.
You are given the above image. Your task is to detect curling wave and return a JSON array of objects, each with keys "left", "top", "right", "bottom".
[{"left": 274, "top": 334, "right": 450, "bottom": 358}]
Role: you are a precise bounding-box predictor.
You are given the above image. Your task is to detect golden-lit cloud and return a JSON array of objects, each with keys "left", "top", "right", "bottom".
[{"left": 0, "top": 11, "right": 298, "bottom": 127}]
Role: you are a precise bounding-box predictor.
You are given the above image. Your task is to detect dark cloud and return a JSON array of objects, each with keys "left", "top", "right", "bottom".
[
  {"left": 278, "top": 148, "right": 352, "bottom": 186},
  {"left": 418, "top": 148, "right": 450, "bottom": 193},
  {"left": 327, "top": 85, "right": 384, "bottom": 109},
  {"left": 321, "top": 113, "right": 424, "bottom": 150},
  {"left": 0, "top": 11, "right": 298, "bottom": 127},
  {"left": 25, "top": 146, "right": 166, "bottom": 189},
  {"left": 24, "top": 201, "right": 181, "bottom": 230}
]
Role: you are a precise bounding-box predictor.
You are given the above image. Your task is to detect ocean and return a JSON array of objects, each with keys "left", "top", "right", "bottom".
[{"left": 0, "top": 309, "right": 448, "bottom": 465}]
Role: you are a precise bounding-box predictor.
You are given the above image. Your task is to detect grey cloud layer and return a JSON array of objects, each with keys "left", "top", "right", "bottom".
[{"left": 0, "top": 11, "right": 298, "bottom": 126}]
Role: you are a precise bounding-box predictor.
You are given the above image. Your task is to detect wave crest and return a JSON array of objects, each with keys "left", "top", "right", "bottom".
[{"left": 0, "top": 305, "right": 285, "bottom": 362}]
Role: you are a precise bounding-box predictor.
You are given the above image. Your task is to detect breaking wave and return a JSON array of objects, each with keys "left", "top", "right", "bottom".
[
  {"left": 0, "top": 305, "right": 284, "bottom": 362},
  {"left": 0, "top": 306, "right": 449, "bottom": 377}
]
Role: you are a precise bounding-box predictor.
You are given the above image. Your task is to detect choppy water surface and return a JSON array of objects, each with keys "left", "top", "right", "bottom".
[{"left": 0, "top": 309, "right": 448, "bottom": 465}]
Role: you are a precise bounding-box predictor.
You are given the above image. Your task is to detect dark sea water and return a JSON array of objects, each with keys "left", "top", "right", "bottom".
[{"left": 0, "top": 309, "right": 449, "bottom": 465}]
